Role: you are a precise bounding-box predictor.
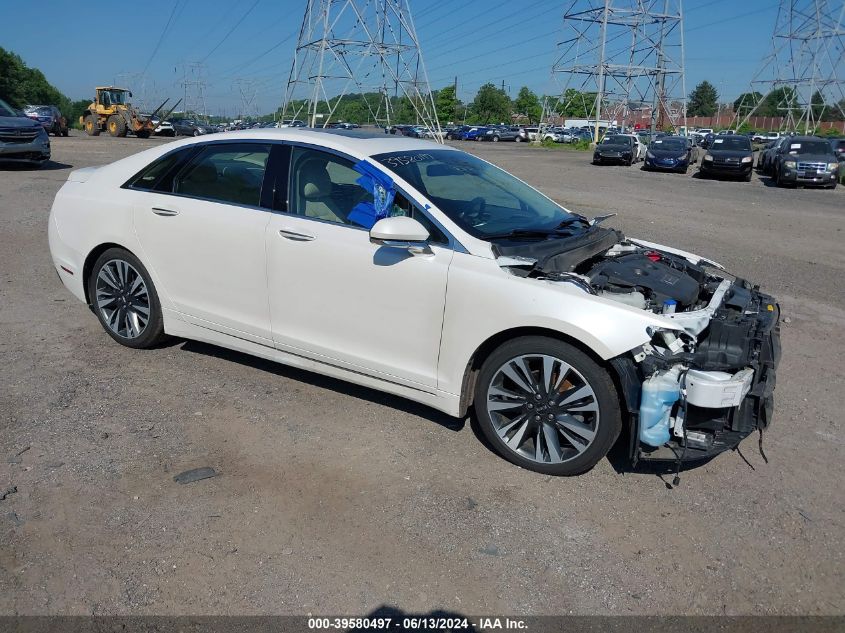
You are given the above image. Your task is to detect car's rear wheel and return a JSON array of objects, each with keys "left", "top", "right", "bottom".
[
  {"left": 492, "top": 135, "right": 500, "bottom": 142},
  {"left": 88, "top": 248, "right": 164, "bottom": 349},
  {"left": 514, "top": 136, "right": 522, "bottom": 142},
  {"left": 474, "top": 337, "right": 621, "bottom": 476}
]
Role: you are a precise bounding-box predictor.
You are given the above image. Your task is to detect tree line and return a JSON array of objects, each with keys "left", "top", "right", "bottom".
[{"left": 4, "top": 46, "right": 842, "bottom": 128}]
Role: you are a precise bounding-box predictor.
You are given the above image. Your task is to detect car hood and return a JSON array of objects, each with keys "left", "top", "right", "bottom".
[{"left": 0, "top": 115, "right": 42, "bottom": 129}]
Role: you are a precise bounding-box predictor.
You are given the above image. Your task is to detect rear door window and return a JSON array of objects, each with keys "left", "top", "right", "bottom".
[{"left": 172, "top": 143, "right": 271, "bottom": 206}]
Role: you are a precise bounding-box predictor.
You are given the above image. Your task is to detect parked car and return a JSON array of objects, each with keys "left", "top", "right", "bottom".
[
  {"left": 24, "top": 105, "right": 68, "bottom": 137},
  {"left": 47, "top": 128, "right": 780, "bottom": 475},
  {"left": 758, "top": 136, "right": 790, "bottom": 175},
  {"left": 171, "top": 119, "right": 216, "bottom": 136},
  {"left": 445, "top": 125, "right": 470, "bottom": 140},
  {"left": 483, "top": 126, "right": 525, "bottom": 142},
  {"left": 141, "top": 114, "right": 175, "bottom": 137},
  {"left": 685, "top": 136, "right": 700, "bottom": 163},
  {"left": 699, "top": 135, "right": 754, "bottom": 181},
  {"left": 277, "top": 119, "right": 306, "bottom": 128},
  {"left": 614, "top": 133, "right": 647, "bottom": 161},
  {"left": 771, "top": 136, "right": 839, "bottom": 188},
  {"left": 829, "top": 138, "right": 845, "bottom": 163},
  {"left": 0, "top": 98, "right": 51, "bottom": 167},
  {"left": 462, "top": 126, "right": 488, "bottom": 141},
  {"left": 643, "top": 136, "right": 694, "bottom": 173},
  {"left": 592, "top": 135, "right": 636, "bottom": 166}
]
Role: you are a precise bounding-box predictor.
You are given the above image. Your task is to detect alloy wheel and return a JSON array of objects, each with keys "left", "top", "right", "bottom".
[
  {"left": 95, "top": 259, "right": 151, "bottom": 339},
  {"left": 486, "top": 354, "right": 600, "bottom": 464}
]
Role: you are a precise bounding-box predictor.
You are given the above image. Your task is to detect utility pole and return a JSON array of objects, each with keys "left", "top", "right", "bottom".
[
  {"left": 281, "top": 0, "right": 441, "bottom": 138},
  {"left": 735, "top": 0, "right": 845, "bottom": 133},
  {"left": 551, "top": 0, "right": 687, "bottom": 139}
]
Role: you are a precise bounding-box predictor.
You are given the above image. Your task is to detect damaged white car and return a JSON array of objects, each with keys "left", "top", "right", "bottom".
[{"left": 48, "top": 130, "right": 780, "bottom": 475}]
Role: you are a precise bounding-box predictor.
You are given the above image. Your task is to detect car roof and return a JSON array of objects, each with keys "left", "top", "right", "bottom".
[{"left": 165, "top": 127, "right": 448, "bottom": 157}]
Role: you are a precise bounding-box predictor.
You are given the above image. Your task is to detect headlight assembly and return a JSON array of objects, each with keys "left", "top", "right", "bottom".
[
  {"left": 703, "top": 154, "right": 713, "bottom": 161},
  {"left": 828, "top": 162, "right": 838, "bottom": 171},
  {"left": 784, "top": 160, "right": 796, "bottom": 169},
  {"left": 741, "top": 156, "right": 752, "bottom": 163}
]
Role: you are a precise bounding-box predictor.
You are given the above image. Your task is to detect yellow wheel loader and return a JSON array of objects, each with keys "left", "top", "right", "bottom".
[{"left": 80, "top": 87, "right": 181, "bottom": 139}]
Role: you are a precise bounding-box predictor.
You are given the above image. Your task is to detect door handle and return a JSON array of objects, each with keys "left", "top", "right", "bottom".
[
  {"left": 278, "top": 228, "right": 316, "bottom": 241},
  {"left": 151, "top": 207, "right": 179, "bottom": 217}
]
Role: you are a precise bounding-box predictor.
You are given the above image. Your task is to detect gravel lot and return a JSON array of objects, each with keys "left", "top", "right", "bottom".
[{"left": 1, "top": 132, "right": 843, "bottom": 616}]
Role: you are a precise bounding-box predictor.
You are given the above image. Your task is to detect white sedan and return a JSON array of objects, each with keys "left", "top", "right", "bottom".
[
  {"left": 616, "top": 133, "right": 647, "bottom": 161},
  {"left": 48, "top": 129, "right": 780, "bottom": 475}
]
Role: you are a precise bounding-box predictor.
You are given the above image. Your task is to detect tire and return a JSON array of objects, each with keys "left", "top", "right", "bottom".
[
  {"left": 626, "top": 157, "right": 633, "bottom": 166},
  {"left": 193, "top": 130, "right": 201, "bottom": 137},
  {"left": 136, "top": 130, "right": 151, "bottom": 139},
  {"left": 473, "top": 336, "right": 622, "bottom": 476},
  {"left": 492, "top": 135, "right": 500, "bottom": 142},
  {"left": 475, "top": 136, "right": 483, "bottom": 141},
  {"left": 107, "top": 115, "right": 126, "bottom": 137},
  {"left": 744, "top": 172, "right": 752, "bottom": 182},
  {"left": 61, "top": 128, "right": 69, "bottom": 137},
  {"left": 87, "top": 248, "right": 165, "bottom": 349},
  {"left": 84, "top": 115, "right": 100, "bottom": 136},
  {"left": 514, "top": 136, "right": 522, "bottom": 142}
]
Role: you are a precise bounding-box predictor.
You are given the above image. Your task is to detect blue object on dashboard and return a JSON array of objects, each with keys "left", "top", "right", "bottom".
[{"left": 348, "top": 160, "right": 396, "bottom": 229}]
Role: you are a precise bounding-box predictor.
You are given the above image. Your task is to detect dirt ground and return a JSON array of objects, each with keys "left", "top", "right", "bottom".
[{"left": 1, "top": 132, "right": 843, "bottom": 616}]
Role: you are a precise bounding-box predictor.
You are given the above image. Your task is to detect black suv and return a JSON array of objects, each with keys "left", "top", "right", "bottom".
[
  {"left": 699, "top": 135, "right": 754, "bottom": 181},
  {"left": 772, "top": 136, "right": 839, "bottom": 189}
]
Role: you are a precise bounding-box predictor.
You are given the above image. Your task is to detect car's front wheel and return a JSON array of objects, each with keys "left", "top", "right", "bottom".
[
  {"left": 88, "top": 248, "right": 164, "bottom": 349},
  {"left": 474, "top": 337, "right": 622, "bottom": 476}
]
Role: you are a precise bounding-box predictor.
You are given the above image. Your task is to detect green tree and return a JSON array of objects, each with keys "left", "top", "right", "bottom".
[
  {"left": 470, "top": 83, "right": 511, "bottom": 124},
  {"left": 687, "top": 81, "right": 718, "bottom": 116},
  {"left": 434, "top": 84, "right": 460, "bottom": 124},
  {"left": 513, "top": 86, "right": 541, "bottom": 123},
  {"left": 0, "top": 47, "right": 70, "bottom": 112},
  {"left": 758, "top": 87, "right": 799, "bottom": 117},
  {"left": 810, "top": 90, "right": 826, "bottom": 120},
  {"left": 733, "top": 91, "right": 763, "bottom": 116}
]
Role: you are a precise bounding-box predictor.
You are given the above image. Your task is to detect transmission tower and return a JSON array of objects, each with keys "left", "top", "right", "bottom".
[
  {"left": 281, "top": 0, "right": 441, "bottom": 137},
  {"left": 234, "top": 78, "right": 261, "bottom": 120},
  {"left": 551, "top": 0, "right": 687, "bottom": 141},
  {"left": 180, "top": 62, "right": 209, "bottom": 121},
  {"left": 735, "top": 0, "right": 845, "bottom": 133}
]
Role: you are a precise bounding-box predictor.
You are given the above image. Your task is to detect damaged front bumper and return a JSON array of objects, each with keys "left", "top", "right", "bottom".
[{"left": 611, "top": 282, "right": 781, "bottom": 464}]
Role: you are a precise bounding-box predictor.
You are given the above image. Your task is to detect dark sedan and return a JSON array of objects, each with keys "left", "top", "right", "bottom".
[
  {"left": 699, "top": 135, "right": 754, "bottom": 181},
  {"left": 171, "top": 118, "right": 216, "bottom": 136},
  {"left": 643, "top": 136, "right": 693, "bottom": 172},
  {"left": 592, "top": 135, "right": 635, "bottom": 166}
]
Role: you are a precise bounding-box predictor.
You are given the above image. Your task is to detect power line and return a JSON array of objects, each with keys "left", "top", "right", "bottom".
[
  {"left": 141, "top": 0, "right": 184, "bottom": 74},
  {"left": 200, "top": 0, "right": 261, "bottom": 64}
]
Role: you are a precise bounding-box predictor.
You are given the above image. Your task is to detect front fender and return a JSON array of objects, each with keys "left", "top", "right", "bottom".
[{"left": 437, "top": 253, "right": 679, "bottom": 395}]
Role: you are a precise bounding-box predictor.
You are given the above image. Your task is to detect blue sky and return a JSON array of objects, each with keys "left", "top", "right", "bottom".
[{"left": 2, "top": 0, "right": 780, "bottom": 116}]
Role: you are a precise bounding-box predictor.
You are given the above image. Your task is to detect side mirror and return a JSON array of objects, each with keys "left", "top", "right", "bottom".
[{"left": 370, "top": 216, "right": 431, "bottom": 254}]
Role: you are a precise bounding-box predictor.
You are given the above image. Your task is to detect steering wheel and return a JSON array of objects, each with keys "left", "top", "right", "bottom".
[{"left": 462, "top": 196, "right": 488, "bottom": 224}]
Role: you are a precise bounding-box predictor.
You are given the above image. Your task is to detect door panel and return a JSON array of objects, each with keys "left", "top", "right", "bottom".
[
  {"left": 132, "top": 143, "right": 274, "bottom": 343},
  {"left": 266, "top": 147, "right": 452, "bottom": 388}
]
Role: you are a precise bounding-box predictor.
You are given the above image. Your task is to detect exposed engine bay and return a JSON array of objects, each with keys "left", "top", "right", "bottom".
[{"left": 495, "top": 228, "right": 781, "bottom": 466}]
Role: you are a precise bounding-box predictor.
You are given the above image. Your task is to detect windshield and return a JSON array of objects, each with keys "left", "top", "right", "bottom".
[
  {"left": 601, "top": 136, "right": 631, "bottom": 145},
  {"left": 372, "top": 149, "right": 576, "bottom": 239},
  {"left": 0, "top": 99, "right": 19, "bottom": 117},
  {"left": 102, "top": 90, "right": 128, "bottom": 105},
  {"left": 785, "top": 140, "right": 832, "bottom": 155},
  {"left": 711, "top": 137, "right": 752, "bottom": 151},
  {"left": 651, "top": 139, "right": 686, "bottom": 151}
]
